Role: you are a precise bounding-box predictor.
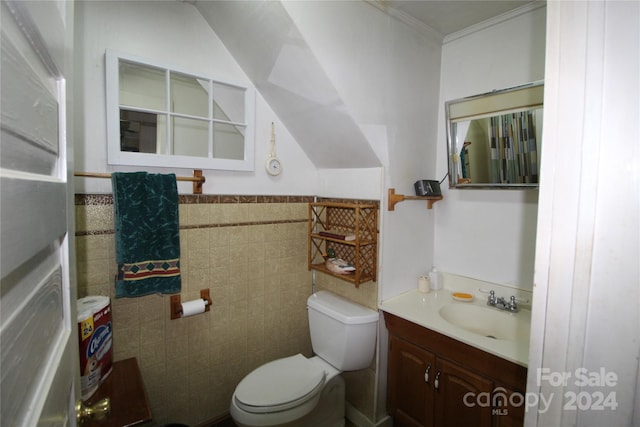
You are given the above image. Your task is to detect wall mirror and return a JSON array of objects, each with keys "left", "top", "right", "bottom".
[
  {"left": 106, "top": 50, "right": 255, "bottom": 171},
  {"left": 446, "top": 81, "right": 544, "bottom": 188}
]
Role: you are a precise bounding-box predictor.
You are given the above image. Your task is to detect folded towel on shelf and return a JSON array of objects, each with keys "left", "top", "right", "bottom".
[{"left": 112, "top": 172, "right": 181, "bottom": 297}]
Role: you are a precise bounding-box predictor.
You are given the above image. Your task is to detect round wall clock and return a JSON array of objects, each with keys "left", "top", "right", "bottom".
[
  {"left": 266, "top": 156, "right": 282, "bottom": 176},
  {"left": 265, "top": 122, "right": 282, "bottom": 176}
]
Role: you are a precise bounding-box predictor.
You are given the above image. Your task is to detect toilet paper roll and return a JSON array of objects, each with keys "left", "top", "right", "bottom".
[{"left": 181, "top": 298, "right": 206, "bottom": 317}]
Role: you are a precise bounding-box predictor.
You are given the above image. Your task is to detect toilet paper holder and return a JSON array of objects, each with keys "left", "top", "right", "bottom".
[{"left": 170, "top": 289, "right": 212, "bottom": 320}]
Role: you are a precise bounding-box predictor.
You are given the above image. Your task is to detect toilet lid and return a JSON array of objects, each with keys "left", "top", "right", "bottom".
[{"left": 234, "top": 354, "right": 326, "bottom": 413}]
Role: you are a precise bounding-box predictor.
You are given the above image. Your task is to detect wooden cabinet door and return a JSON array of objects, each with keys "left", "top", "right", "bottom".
[
  {"left": 434, "top": 358, "right": 493, "bottom": 427},
  {"left": 388, "top": 335, "right": 436, "bottom": 427},
  {"left": 492, "top": 385, "right": 525, "bottom": 427}
]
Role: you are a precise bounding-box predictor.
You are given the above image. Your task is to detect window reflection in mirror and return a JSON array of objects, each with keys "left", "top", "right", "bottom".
[
  {"left": 446, "top": 81, "right": 543, "bottom": 188},
  {"left": 119, "top": 109, "right": 160, "bottom": 153},
  {"left": 106, "top": 50, "right": 255, "bottom": 170},
  {"left": 119, "top": 61, "right": 165, "bottom": 110},
  {"left": 213, "top": 123, "right": 245, "bottom": 160}
]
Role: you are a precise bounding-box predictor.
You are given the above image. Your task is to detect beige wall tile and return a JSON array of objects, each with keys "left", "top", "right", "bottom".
[
  {"left": 209, "top": 227, "right": 231, "bottom": 248},
  {"left": 184, "top": 228, "right": 210, "bottom": 251},
  {"left": 74, "top": 196, "right": 377, "bottom": 426},
  {"left": 187, "top": 204, "right": 211, "bottom": 226},
  {"left": 210, "top": 204, "right": 230, "bottom": 224},
  {"left": 225, "top": 203, "right": 249, "bottom": 223}
]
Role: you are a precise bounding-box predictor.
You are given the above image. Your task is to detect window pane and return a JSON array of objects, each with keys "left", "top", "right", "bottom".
[
  {"left": 172, "top": 117, "right": 208, "bottom": 157},
  {"left": 213, "top": 83, "right": 245, "bottom": 123},
  {"left": 119, "top": 109, "right": 158, "bottom": 153},
  {"left": 213, "top": 122, "right": 244, "bottom": 160},
  {"left": 171, "top": 72, "right": 208, "bottom": 118},
  {"left": 119, "top": 61, "right": 166, "bottom": 110}
]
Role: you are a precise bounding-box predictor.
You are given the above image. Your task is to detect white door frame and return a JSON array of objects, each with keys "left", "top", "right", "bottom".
[{"left": 526, "top": 1, "right": 640, "bottom": 426}]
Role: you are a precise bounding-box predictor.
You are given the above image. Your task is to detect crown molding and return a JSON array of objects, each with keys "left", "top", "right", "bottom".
[
  {"left": 443, "top": 1, "right": 547, "bottom": 44},
  {"left": 365, "top": 0, "right": 444, "bottom": 43}
]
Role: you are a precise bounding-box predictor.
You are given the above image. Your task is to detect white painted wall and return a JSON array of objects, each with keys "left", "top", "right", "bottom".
[
  {"left": 317, "top": 168, "right": 384, "bottom": 201},
  {"left": 194, "top": 1, "right": 382, "bottom": 170},
  {"left": 282, "top": 1, "right": 444, "bottom": 302},
  {"left": 74, "top": 0, "right": 317, "bottom": 195},
  {"left": 434, "top": 4, "right": 547, "bottom": 290}
]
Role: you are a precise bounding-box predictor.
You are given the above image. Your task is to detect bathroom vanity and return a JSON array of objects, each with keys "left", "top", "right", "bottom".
[{"left": 380, "top": 277, "right": 531, "bottom": 427}]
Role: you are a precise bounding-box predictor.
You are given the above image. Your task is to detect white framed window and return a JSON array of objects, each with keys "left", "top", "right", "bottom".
[{"left": 105, "top": 49, "right": 255, "bottom": 171}]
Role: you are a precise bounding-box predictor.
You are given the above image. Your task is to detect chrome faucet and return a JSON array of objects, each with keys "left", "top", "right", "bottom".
[{"left": 487, "top": 291, "right": 519, "bottom": 313}]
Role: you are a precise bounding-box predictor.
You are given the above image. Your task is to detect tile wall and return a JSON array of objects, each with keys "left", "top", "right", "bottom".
[{"left": 75, "top": 194, "right": 379, "bottom": 426}]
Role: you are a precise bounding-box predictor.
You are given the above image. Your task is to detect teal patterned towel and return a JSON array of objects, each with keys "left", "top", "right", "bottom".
[{"left": 112, "top": 172, "right": 181, "bottom": 297}]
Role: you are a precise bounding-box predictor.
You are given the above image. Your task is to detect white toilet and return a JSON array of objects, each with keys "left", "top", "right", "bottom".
[{"left": 229, "top": 290, "right": 379, "bottom": 427}]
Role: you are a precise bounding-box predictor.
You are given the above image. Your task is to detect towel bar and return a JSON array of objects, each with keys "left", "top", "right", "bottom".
[{"left": 74, "top": 169, "right": 206, "bottom": 194}]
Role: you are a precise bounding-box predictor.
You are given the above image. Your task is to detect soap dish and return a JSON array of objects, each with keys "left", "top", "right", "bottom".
[{"left": 452, "top": 292, "right": 474, "bottom": 302}]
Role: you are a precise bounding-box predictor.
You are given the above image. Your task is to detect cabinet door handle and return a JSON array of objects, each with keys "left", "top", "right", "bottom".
[
  {"left": 434, "top": 370, "right": 441, "bottom": 390},
  {"left": 424, "top": 364, "right": 431, "bottom": 383}
]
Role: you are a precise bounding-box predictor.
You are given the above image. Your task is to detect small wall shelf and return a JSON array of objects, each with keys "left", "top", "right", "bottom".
[
  {"left": 308, "top": 201, "right": 378, "bottom": 287},
  {"left": 387, "top": 188, "right": 443, "bottom": 211}
]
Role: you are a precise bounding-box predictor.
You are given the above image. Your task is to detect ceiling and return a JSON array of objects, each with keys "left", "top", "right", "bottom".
[
  {"left": 384, "top": 0, "right": 537, "bottom": 36},
  {"left": 193, "top": 0, "right": 543, "bottom": 168}
]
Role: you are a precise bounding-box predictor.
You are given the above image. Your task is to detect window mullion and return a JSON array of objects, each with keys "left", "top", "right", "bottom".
[
  {"left": 107, "top": 49, "right": 255, "bottom": 171},
  {"left": 165, "top": 69, "right": 171, "bottom": 156},
  {"left": 208, "top": 79, "right": 214, "bottom": 159}
]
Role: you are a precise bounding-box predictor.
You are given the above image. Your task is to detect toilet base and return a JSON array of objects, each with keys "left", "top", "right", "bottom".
[
  {"left": 231, "top": 373, "right": 345, "bottom": 427},
  {"left": 303, "top": 373, "right": 345, "bottom": 427}
]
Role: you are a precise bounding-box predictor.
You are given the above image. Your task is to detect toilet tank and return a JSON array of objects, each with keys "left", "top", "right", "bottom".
[{"left": 307, "top": 291, "right": 378, "bottom": 371}]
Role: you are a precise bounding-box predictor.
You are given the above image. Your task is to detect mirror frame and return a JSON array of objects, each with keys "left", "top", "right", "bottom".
[
  {"left": 445, "top": 81, "right": 544, "bottom": 189},
  {"left": 105, "top": 49, "right": 256, "bottom": 171}
]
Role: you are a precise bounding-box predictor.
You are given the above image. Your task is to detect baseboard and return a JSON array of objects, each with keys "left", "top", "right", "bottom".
[
  {"left": 346, "top": 403, "right": 392, "bottom": 427},
  {"left": 202, "top": 406, "right": 394, "bottom": 427},
  {"left": 196, "top": 412, "right": 233, "bottom": 427}
]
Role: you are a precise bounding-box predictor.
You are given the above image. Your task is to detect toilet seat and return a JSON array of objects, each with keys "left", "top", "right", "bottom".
[{"left": 234, "top": 354, "right": 326, "bottom": 414}]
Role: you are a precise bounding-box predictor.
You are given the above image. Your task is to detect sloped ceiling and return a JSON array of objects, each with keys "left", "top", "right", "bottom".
[
  {"left": 194, "top": 1, "right": 381, "bottom": 169},
  {"left": 193, "top": 0, "right": 536, "bottom": 169}
]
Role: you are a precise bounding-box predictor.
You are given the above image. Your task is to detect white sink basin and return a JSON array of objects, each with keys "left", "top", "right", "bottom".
[{"left": 438, "top": 304, "right": 530, "bottom": 341}]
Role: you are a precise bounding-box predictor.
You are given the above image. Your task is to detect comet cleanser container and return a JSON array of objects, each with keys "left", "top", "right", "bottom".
[{"left": 77, "top": 296, "right": 113, "bottom": 400}]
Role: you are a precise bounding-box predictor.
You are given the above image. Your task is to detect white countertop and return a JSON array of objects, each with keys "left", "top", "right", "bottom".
[{"left": 379, "top": 274, "right": 531, "bottom": 367}]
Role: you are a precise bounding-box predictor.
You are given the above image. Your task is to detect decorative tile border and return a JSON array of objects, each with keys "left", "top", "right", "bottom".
[
  {"left": 75, "top": 194, "right": 316, "bottom": 237},
  {"left": 178, "top": 218, "right": 307, "bottom": 231},
  {"left": 75, "top": 194, "right": 316, "bottom": 206},
  {"left": 74, "top": 219, "right": 311, "bottom": 237},
  {"left": 76, "top": 229, "right": 114, "bottom": 237},
  {"left": 179, "top": 194, "right": 315, "bottom": 204},
  {"left": 75, "top": 194, "right": 113, "bottom": 206},
  {"left": 75, "top": 194, "right": 379, "bottom": 206},
  {"left": 74, "top": 194, "right": 380, "bottom": 237},
  {"left": 316, "top": 197, "right": 380, "bottom": 206}
]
